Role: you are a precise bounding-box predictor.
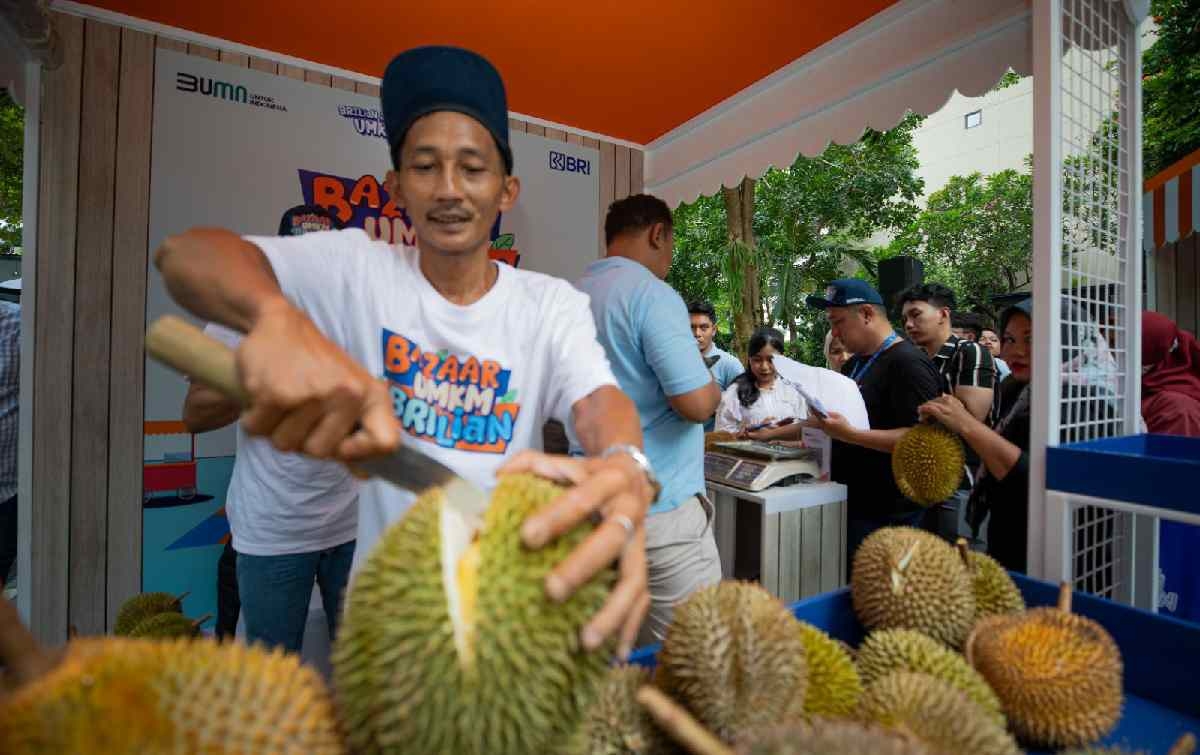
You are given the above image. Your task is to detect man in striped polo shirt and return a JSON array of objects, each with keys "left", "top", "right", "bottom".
[{"left": 898, "top": 283, "right": 996, "bottom": 542}]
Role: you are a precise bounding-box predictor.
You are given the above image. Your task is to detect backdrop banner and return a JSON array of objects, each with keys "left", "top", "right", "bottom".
[{"left": 142, "top": 48, "right": 600, "bottom": 633}]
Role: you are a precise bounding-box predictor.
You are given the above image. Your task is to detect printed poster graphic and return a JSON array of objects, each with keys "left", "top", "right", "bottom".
[
  {"left": 381, "top": 329, "right": 520, "bottom": 453},
  {"left": 297, "top": 169, "right": 521, "bottom": 266}
]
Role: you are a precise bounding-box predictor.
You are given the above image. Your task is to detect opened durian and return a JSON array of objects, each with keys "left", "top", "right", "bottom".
[
  {"left": 967, "top": 583, "right": 1123, "bottom": 749},
  {"left": 957, "top": 538, "right": 1024, "bottom": 619},
  {"left": 850, "top": 526, "right": 976, "bottom": 647},
  {"left": 658, "top": 581, "right": 808, "bottom": 745},
  {"left": 332, "top": 473, "right": 615, "bottom": 755},
  {"left": 0, "top": 629, "right": 345, "bottom": 754},
  {"left": 892, "top": 423, "right": 964, "bottom": 506},
  {"left": 796, "top": 622, "right": 862, "bottom": 718},
  {"left": 735, "top": 718, "right": 936, "bottom": 755},
  {"left": 858, "top": 671, "right": 1020, "bottom": 755},
  {"left": 566, "top": 665, "right": 677, "bottom": 755},
  {"left": 113, "top": 591, "right": 186, "bottom": 636},
  {"left": 856, "top": 628, "right": 1003, "bottom": 726}
]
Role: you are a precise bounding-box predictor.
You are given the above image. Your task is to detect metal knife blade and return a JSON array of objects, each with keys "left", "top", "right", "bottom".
[{"left": 145, "top": 314, "right": 489, "bottom": 515}]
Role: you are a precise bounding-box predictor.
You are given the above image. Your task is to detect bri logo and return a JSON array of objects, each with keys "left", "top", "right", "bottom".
[{"left": 549, "top": 150, "right": 590, "bottom": 175}]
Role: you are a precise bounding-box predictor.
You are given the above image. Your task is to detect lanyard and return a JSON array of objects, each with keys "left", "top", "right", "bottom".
[{"left": 850, "top": 332, "right": 898, "bottom": 384}]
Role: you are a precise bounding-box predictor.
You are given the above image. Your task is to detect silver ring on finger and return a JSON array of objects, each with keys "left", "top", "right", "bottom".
[{"left": 609, "top": 513, "right": 636, "bottom": 549}]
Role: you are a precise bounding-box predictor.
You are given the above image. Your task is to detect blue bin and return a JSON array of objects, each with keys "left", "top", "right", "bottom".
[{"left": 629, "top": 573, "right": 1200, "bottom": 754}]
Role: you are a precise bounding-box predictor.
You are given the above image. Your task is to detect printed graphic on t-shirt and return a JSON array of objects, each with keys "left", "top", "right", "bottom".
[{"left": 381, "top": 328, "right": 520, "bottom": 454}]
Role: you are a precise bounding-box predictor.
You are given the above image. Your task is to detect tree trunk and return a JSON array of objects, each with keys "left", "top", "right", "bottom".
[{"left": 722, "top": 177, "right": 761, "bottom": 359}]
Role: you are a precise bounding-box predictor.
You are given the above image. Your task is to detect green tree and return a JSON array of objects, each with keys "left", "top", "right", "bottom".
[
  {"left": 0, "top": 90, "right": 22, "bottom": 253},
  {"left": 1142, "top": 0, "right": 1200, "bottom": 177},
  {"left": 669, "top": 113, "right": 925, "bottom": 360},
  {"left": 883, "top": 167, "right": 1033, "bottom": 322}
]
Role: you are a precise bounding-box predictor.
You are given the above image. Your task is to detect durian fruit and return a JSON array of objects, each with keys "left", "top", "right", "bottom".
[
  {"left": 127, "top": 611, "right": 210, "bottom": 639},
  {"left": 658, "top": 581, "right": 808, "bottom": 745},
  {"left": 735, "top": 718, "right": 936, "bottom": 755},
  {"left": 850, "top": 526, "right": 976, "bottom": 648},
  {"left": 957, "top": 538, "right": 1025, "bottom": 619},
  {"left": 332, "top": 473, "right": 616, "bottom": 755},
  {"left": 0, "top": 636, "right": 346, "bottom": 753},
  {"left": 113, "top": 590, "right": 187, "bottom": 636},
  {"left": 966, "top": 583, "right": 1123, "bottom": 749},
  {"left": 856, "top": 628, "right": 1004, "bottom": 726},
  {"left": 858, "top": 671, "right": 1021, "bottom": 755},
  {"left": 796, "top": 622, "right": 862, "bottom": 718},
  {"left": 892, "top": 423, "right": 964, "bottom": 506},
  {"left": 565, "top": 665, "right": 677, "bottom": 755}
]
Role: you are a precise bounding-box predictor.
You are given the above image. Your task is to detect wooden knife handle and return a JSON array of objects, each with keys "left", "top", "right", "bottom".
[{"left": 145, "top": 315, "right": 250, "bottom": 405}]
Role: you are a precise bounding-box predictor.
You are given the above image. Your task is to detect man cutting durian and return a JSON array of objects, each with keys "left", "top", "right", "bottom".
[{"left": 153, "top": 46, "right": 653, "bottom": 659}]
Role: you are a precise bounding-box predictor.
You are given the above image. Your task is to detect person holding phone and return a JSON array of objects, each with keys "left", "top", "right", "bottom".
[{"left": 715, "top": 329, "right": 807, "bottom": 441}]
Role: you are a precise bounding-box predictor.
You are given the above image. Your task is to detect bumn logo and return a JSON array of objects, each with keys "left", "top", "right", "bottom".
[
  {"left": 176, "top": 72, "right": 247, "bottom": 103},
  {"left": 549, "top": 150, "right": 590, "bottom": 175}
]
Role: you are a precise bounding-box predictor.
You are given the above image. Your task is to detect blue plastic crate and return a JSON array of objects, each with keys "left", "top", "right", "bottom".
[
  {"left": 629, "top": 573, "right": 1200, "bottom": 754},
  {"left": 1046, "top": 433, "right": 1200, "bottom": 518}
]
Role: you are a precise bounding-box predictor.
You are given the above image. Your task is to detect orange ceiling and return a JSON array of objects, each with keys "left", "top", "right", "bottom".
[{"left": 82, "top": 0, "right": 899, "bottom": 144}]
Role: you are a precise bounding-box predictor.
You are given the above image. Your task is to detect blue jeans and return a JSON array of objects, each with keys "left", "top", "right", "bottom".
[{"left": 236, "top": 540, "right": 355, "bottom": 653}]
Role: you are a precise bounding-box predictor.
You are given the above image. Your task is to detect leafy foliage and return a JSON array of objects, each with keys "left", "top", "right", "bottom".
[
  {"left": 1142, "top": 0, "right": 1200, "bottom": 177},
  {"left": 0, "top": 90, "right": 22, "bottom": 253}
]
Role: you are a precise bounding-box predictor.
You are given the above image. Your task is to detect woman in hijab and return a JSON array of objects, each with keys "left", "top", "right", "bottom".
[
  {"left": 1142, "top": 311, "right": 1200, "bottom": 625},
  {"left": 1141, "top": 311, "right": 1200, "bottom": 435}
]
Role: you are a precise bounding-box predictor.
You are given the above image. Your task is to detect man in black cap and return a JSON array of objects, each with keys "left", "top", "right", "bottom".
[
  {"left": 804, "top": 279, "right": 942, "bottom": 573},
  {"left": 155, "top": 46, "right": 653, "bottom": 658}
]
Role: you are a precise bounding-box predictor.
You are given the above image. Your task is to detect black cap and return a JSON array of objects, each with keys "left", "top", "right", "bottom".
[
  {"left": 381, "top": 46, "right": 513, "bottom": 174},
  {"left": 278, "top": 204, "right": 344, "bottom": 236}
]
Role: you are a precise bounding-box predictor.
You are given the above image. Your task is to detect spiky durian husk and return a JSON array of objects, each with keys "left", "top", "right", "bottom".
[
  {"left": 968, "top": 607, "right": 1123, "bottom": 748},
  {"left": 796, "top": 622, "right": 862, "bottom": 719},
  {"left": 892, "top": 424, "right": 965, "bottom": 506},
  {"left": 332, "top": 473, "right": 615, "bottom": 755},
  {"left": 0, "top": 636, "right": 345, "bottom": 754},
  {"left": 856, "top": 628, "right": 1004, "bottom": 726},
  {"left": 858, "top": 671, "right": 1021, "bottom": 755},
  {"left": 126, "top": 612, "right": 199, "bottom": 640},
  {"left": 850, "top": 527, "right": 976, "bottom": 648},
  {"left": 113, "top": 592, "right": 184, "bottom": 636},
  {"left": 657, "top": 581, "right": 808, "bottom": 745},
  {"left": 964, "top": 550, "right": 1025, "bottom": 618},
  {"left": 735, "top": 717, "right": 935, "bottom": 755},
  {"left": 564, "top": 665, "right": 679, "bottom": 755}
]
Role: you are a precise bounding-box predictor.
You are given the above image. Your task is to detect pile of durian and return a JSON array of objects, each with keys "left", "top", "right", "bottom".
[{"left": 0, "top": 481, "right": 1191, "bottom": 755}]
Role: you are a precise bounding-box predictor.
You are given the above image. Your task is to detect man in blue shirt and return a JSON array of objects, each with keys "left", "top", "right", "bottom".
[
  {"left": 575, "top": 194, "right": 722, "bottom": 645},
  {"left": 688, "top": 300, "right": 744, "bottom": 431}
]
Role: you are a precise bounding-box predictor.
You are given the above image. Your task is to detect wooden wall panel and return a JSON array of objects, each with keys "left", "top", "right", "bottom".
[
  {"left": 355, "top": 81, "right": 380, "bottom": 97},
  {"left": 218, "top": 50, "right": 249, "bottom": 67},
  {"left": 508, "top": 118, "right": 526, "bottom": 133},
  {"left": 1156, "top": 242, "right": 1177, "bottom": 328},
  {"left": 332, "top": 76, "right": 356, "bottom": 92},
  {"left": 155, "top": 37, "right": 186, "bottom": 52},
  {"left": 186, "top": 43, "right": 219, "bottom": 61},
  {"left": 525, "top": 123, "right": 545, "bottom": 137},
  {"left": 304, "top": 70, "right": 332, "bottom": 87},
  {"left": 630, "top": 150, "right": 644, "bottom": 195},
  {"left": 543, "top": 127, "right": 566, "bottom": 142},
  {"left": 598, "top": 141, "right": 615, "bottom": 253},
  {"left": 614, "top": 145, "right": 631, "bottom": 200},
  {"left": 279, "top": 63, "right": 304, "bottom": 81},
  {"left": 107, "top": 27, "right": 155, "bottom": 629},
  {"left": 32, "top": 10, "right": 84, "bottom": 644},
  {"left": 70, "top": 18, "right": 122, "bottom": 635},
  {"left": 1174, "top": 235, "right": 1198, "bottom": 335},
  {"left": 249, "top": 56, "right": 277, "bottom": 74}
]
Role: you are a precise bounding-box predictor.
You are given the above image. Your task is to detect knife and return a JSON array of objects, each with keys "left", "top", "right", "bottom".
[{"left": 144, "top": 314, "right": 488, "bottom": 518}]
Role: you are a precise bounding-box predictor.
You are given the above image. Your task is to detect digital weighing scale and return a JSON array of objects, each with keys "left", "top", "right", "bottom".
[{"left": 704, "top": 441, "right": 821, "bottom": 492}]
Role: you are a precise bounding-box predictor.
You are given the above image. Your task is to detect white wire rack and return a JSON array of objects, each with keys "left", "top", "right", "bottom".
[{"left": 1029, "top": 0, "right": 1146, "bottom": 603}]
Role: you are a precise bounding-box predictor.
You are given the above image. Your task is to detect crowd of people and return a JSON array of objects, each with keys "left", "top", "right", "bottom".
[{"left": 139, "top": 43, "right": 1200, "bottom": 665}]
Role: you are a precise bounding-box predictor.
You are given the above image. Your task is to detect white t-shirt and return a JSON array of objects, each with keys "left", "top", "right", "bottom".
[
  {"left": 204, "top": 324, "right": 360, "bottom": 556},
  {"left": 772, "top": 355, "right": 871, "bottom": 431},
  {"left": 251, "top": 229, "right": 618, "bottom": 569},
  {"left": 714, "top": 379, "right": 806, "bottom": 433}
]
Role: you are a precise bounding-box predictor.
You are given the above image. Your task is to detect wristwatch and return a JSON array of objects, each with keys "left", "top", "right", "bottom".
[{"left": 601, "top": 444, "right": 662, "bottom": 502}]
